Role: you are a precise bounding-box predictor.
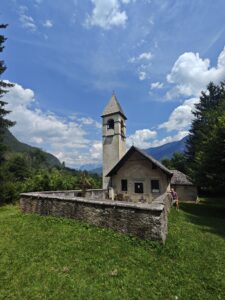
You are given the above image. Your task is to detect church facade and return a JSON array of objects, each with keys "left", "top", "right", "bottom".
[{"left": 102, "top": 95, "right": 173, "bottom": 203}]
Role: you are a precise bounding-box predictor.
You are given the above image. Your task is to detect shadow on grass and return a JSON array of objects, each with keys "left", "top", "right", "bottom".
[{"left": 180, "top": 197, "right": 225, "bottom": 238}]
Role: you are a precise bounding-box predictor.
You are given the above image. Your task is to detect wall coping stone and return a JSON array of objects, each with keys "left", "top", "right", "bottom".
[
  {"left": 35, "top": 189, "right": 108, "bottom": 193},
  {"left": 20, "top": 191, "right": 168, "bottom": 212}
]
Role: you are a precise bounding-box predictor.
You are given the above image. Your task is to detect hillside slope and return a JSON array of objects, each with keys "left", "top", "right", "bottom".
[
  {"left": 2, "top": 129, "right": 62, "bottom": 167},
  {"left": 145, "top": 136, "right": 188, "bottom": 160}
]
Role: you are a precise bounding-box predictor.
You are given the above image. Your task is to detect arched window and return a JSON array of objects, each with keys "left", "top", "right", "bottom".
[
  {"left": 121, "top": 120, "right": 124, "bottom": 135},
  {"left": 107, "top": 119, "right": 114, "bottom": 130}
]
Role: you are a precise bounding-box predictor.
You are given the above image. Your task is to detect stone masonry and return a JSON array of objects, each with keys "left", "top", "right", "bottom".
[{"left": 20, "top": 191, "right": 172, "bottom": 243}]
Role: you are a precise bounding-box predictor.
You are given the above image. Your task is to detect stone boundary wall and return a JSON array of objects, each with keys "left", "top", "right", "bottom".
[
  {"left": 34, "top": 189, "right": 108, "bottom": 200},
  {"left": 20, "top": 191, "right": 172, "bottom": 243}
]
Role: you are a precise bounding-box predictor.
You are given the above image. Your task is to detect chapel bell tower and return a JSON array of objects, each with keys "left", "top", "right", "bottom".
[{"left": 102, "top": 94, "right": 127, "bottom": 189}]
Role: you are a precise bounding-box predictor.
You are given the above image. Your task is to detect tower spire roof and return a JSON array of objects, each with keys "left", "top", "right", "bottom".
[{"left": 102, "top": 94, "right": 127, "bottom": 119}]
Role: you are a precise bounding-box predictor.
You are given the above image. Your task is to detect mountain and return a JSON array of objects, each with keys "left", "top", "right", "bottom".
[
  {"left": 3, "top": 129, "right": 62, "bottom": 167},
  {"left": 144, "top": 136, "right": 188, "bottom": 160},
  {"left": 84, "top": 136, "right": 189, "bottom": 174},
  {"left": 79, "top": 163, "right": 102, "bottom": 175},
  {"left": 79, "top": 163, "right": 102, "bottom": 172},
  {"left": 89, "top": 167, "right": 102, "bottom": 175},
  {"left": 3, "top": 129, "right": 187, "bottom": 173}
]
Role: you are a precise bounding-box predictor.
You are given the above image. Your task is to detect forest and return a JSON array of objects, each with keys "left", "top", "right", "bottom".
[{"left": 0, "top": 148, "right": 101, "bottom": 204}]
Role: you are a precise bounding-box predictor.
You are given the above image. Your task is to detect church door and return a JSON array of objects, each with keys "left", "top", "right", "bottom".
[{"left": 134, "top": 182, "right": 143, "bottom": 193}]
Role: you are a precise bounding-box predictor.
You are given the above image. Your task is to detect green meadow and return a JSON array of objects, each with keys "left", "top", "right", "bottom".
[{"left": 0, "top": 198, "right": 224, "bottom": 300}]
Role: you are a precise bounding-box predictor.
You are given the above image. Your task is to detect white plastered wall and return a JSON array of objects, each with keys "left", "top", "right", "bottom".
[{"left": 111, "top": 151, "right": 170, "bottom": 203}]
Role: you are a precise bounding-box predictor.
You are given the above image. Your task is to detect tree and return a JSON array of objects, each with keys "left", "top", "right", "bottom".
[
  {"left": 0, "top": 24, "right": 15, "bottom": 163},
  {"left": 8, "top": 155, "right": 31, "bottom": 181},
  {"left": 170, "top": 152, "right": 187, "bottom": 173},
  {"left": 28, "top": 148, "right": 47, "bottom": 168},
  {"left": 161, "top": 152, "right": 187, "bottom": 173},
  {"left": 161, "top": 157, "right": 172, "bottom": 169},
  {"left": 79, "top": 172, "right": 91, "bottom": 197},
  {"left": 198, "top": 102, "right": 225, "bottom": 194},
  {"left": 186, "top": 81, "right": 225, "bottom": 194}
]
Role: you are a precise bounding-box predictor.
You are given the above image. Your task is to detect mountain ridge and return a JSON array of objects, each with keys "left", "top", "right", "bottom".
[
  {"left": 80, "top": 135, "right": 188, "bottom": 174},
  {"left": 144, "top": 135, "right": 188, "bottom": 160},
  {"left": 3, "top": 129, "right": 188, "bottom": 173},
  {"left": 2, "top": 129, "right": 62, "bottom": 167}
]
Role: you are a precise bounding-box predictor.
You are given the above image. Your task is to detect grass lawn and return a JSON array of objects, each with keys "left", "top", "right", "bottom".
[{"left": 0, "top": 198, "right": 225, "bottom": 300}]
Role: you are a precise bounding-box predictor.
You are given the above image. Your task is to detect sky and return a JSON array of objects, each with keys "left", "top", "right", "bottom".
[{"left": 1, "top": 0, "right": 225, "bottom": 168}]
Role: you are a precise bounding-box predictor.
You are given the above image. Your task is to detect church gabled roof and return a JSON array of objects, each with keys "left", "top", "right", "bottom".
[
  {"left": 101, "top": 94, "right": 127, "bottom": 120},
  {"left": 106, "top": 146, "right": 173, "bottom": 177}
]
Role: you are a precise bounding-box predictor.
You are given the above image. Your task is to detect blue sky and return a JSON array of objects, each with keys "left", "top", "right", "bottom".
[{"left": 2, "top": 0, "right": 225, "bottom": 168}]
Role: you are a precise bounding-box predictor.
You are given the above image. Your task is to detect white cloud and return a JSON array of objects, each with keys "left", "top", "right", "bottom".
[
  {"left": 159, "top": 98, "right": 198, "bottom": 131},
  {"left": 89, "top": 141, "right": 102, "bottom": 160},
  {"left": 161, "top": 46, "right": 225, "bottom": 135},
  {"left": 127, "top": 128, "right": 188, "bottom": 149},
  {"left": 129, "top": 51, "right": 153, "bottom": 63},
  {"left": 151, "top": 82, "right": 163, "bottom": 89},
  {"left": 128, "top": 57, "right": 136, "bottom": 63},
  {"left": 148, "top": 17, "right": 154, "bottom": 25},
  {"left": 43, "top": 20, "right": 53, "bottom": 28},
  {"left": 95, "top": 122, "right": 102, "bottom": 129},
  {"left": 79, "top": 117, "right": 94, "bottom": 125},
  {"left": 127, "top": 129, "right": 157, "bottom": 148},
  {"left": 19, "top": 15, "right": 37, "bottom": 31},
  {"left": 138, "top": 71, "right": 147, "bottom": 81},
  {"left": 121, "top": 0, "right": 131, "bottom": 3},
  {"left": 138, "top": 52, "right": 153, "bottom": 60},
  {"left": 4, "top": 82, "right": 102, "bottom": 168},
  {"left": 85, "top": 0, "right": 128, "bottom": 29},
  {"left": 56, "top": 140, "right": 102, "bottom": 167},
  {"left": 137, "top": 64, "right": 149, "bottom": 81},
  {"left": 78, "top": 117, "right": 101, "bottom": 128},
  {"left": 150, "top": 131, "right": 189, "bottom": 148},
  {"left": 129, "top": 51, "right": 153, "bottom": 81},
  {"left": 167, "top": 46, "right": 225, "bottom": 99},
  {"left": 19, "top": 6, "right": 37, "bottom": 32}
]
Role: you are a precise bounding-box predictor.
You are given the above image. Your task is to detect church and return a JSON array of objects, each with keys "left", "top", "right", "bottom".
[{"left": 101, "top": 94, "right": 173, "bottom": 203}]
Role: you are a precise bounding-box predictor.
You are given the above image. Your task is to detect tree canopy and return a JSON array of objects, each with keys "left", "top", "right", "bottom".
[
  {"left": 186, "top": 81, "right": 225, "bottom": 194},
  {"left": 161, "top": 81, "right": 225, "bottom": 195},
  {"left": 161, "top": 152, "right": 187, "bottom": 174},
  {"left": 0, "top": 24, "right": 15, "bottom": 163}
]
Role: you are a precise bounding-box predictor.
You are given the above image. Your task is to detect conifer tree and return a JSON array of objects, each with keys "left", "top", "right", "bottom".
[
  {"left": 0, "top": 24, "right": 15, "bottom": 163},
  {"left": 186, "top": 81, "right": 225, "bottom": 194}
]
